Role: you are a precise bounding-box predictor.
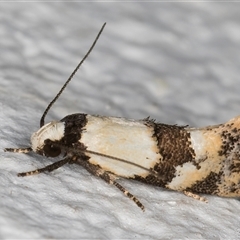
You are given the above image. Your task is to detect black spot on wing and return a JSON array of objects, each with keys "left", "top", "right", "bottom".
[{"left": 60, "top": 113, "right": 87, "bottom": 146}]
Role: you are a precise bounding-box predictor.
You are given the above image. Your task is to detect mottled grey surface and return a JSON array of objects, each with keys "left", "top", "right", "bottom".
[{"left": 1, "top": 2, "right": 240, "bottom": 239}]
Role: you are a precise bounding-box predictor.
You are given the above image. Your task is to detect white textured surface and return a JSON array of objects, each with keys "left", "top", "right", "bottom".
[{"left": 1, "top": 2, "right": 240, "bottom": 239}]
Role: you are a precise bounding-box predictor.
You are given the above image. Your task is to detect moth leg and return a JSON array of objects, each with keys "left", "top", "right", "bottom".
[
  {"left": 183, "top": 190, "right": 208, "bottom": 203},
  {"left": 111, "top": 178, "right": 145, "bottom": 211},
  {"left": 75, "top": 158, "right": 145, "bottom": 211},
  {"left": 4, "top": 147, "right": 32, "bottom": 153},
  {"left": 18, "top": 158, "right": 70, "bottom": 177}
]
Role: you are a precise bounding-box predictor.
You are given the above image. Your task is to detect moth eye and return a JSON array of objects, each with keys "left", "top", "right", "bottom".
[{"left": 43, "top": 140, "right": 61, "bottom": 157}]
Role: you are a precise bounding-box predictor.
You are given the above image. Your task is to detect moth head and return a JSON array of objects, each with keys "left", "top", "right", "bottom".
[{"left": 31, "top": 121, "right": 65, "bottom": 157}]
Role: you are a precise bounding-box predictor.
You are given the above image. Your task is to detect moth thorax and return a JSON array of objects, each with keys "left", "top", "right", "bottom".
[{"left": 31, "top": 121, "right": 65, "bottom": 156}]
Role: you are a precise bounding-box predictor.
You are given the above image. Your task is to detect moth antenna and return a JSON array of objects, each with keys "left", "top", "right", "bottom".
[{"left": 40, "top": 22, "right": 107, "bottom": 127}]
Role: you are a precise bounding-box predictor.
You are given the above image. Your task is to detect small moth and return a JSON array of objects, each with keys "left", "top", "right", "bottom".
[{"left": 5, "top": 23, "right": 240, "bottom": 211}]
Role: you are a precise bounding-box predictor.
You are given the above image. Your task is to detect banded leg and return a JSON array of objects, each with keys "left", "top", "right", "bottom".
[
  {"left": 183, "top": 191, "right": 208, "bottom": 202},
  {"left": 75, "top": 157, "right": 145, "bottom": 211},
  {"left": 18, "top": 158, "right": 70, "bottom": 177},
  {"left": 111, "top": 180, "right": 145, "bottom": 211},
  {"left": 4, "top": 147, "right": 32, "bottom": 153}
]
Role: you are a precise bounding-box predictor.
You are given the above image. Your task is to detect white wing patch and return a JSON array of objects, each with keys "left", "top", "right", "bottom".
[{"left": 81, "top": 116, "right": 161, "bottom": 178}]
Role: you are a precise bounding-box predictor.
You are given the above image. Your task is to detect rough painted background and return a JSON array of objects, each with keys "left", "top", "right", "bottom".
[{"left": 1, "top": 2, "right": 240, "bottom": 239}]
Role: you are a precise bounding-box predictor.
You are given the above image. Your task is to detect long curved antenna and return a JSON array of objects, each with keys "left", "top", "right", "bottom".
[{"left": 40, "top": 22, "right": 106, "bottom": 127}]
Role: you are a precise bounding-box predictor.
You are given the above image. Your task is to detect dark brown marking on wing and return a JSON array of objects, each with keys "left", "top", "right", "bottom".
[
  {"left": 133, "top": 121, "right": 196, "bottom": 188},
  {"left": 218, "top": 123, "right": 240, "bottom": 157},
  {"left": 185, "top": 171, "right": 222, "bottom": 194},
  {"left": 60, "top": 113, "right": 88, "bottom": 147}
]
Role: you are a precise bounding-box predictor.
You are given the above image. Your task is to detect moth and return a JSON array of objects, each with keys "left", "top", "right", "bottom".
[{"left": 5, "top": 23, "right": 240, "bottom": 211}]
